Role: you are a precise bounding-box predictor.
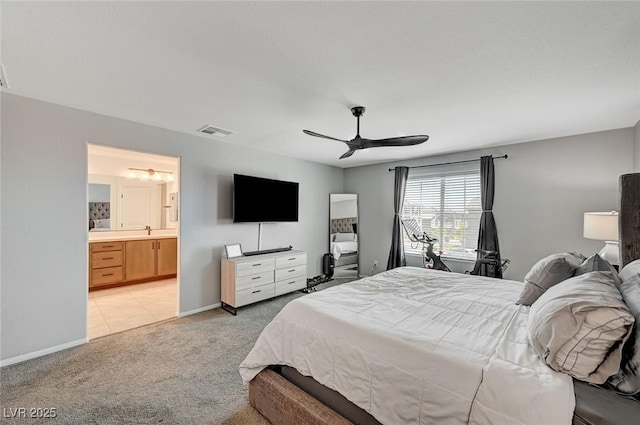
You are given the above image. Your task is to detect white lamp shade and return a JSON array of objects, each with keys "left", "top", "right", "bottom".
[{"left": 583, "top": 212, "right": 619, "bottom": 241}]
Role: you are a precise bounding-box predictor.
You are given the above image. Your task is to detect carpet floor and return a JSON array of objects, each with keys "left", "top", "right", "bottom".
[{"left": 0, "top": 278, "right": 351, "bottom": 424}]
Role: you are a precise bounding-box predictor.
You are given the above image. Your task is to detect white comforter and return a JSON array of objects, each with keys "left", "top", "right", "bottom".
[{"left": 239, "top": 267, "right": 574, "bottom": 425}]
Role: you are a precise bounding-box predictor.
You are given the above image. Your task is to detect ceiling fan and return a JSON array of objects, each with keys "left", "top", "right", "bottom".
[{"left": 303, "top": 106, "right": 429, "bottom": 159}]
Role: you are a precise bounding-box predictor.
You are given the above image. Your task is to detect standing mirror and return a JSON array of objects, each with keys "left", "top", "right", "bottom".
[{"left": 330, "top": 194, "right": 359, "bottom": 278}]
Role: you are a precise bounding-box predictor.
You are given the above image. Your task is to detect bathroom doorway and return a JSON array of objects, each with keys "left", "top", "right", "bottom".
[{"left": 87, "top": 144, "right": 180, "bottom": 338}]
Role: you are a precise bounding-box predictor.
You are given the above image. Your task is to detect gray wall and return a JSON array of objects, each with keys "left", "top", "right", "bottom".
[
  {"left": 88, "top": 183, "right": 110, "bottom": 203},
  {"left": 1, "top": 93, "right": 343, "bottom": 362},
  {"left": 635, "top": 120, "right": 640, "bottom": 171},
  {"left": 345, "top": 128, "right": 635, "bottom": 281}
]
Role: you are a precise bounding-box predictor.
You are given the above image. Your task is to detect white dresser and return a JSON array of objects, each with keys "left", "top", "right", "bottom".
[{"left": 220, "top": 250, "right": 307, "bottom": 314}]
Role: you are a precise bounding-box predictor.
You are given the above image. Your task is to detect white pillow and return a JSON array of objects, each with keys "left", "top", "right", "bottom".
[
  {"left": 334, "top": 233, "right": 355, "bottom": 242},
  {"left": 527, "top": 271, "right": 635, "bottom": 384},
  {"left": 619, "top": 259, "right": 640, "bottom": 282},
  {"left": 93, "top": 218, "right": 110, "bottom": 229}
]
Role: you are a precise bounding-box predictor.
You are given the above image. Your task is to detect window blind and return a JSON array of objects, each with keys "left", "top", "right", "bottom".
[{"left": 402, "top": 171, "right": 481, "bottom": 260}]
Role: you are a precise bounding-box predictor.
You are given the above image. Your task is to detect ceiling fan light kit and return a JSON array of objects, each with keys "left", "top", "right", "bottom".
[{"left": 303, "top": 106, "right": 430, "bottom": 159}]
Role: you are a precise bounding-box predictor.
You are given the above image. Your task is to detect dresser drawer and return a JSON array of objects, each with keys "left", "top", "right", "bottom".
[
  {"left": 236, "top": 258, "right": 275, "bottom": 277},
  {"left": 275, "top": 265, "right": 306, "bottom": 281},
  {"left": 91, "top": 266, "right": 123, "bottom": 286},
  {"left": 91, "top": 251, "right": 123, "bottom": 269},
  {"left": 236, "top": 270, "right": 274, "bottom": 291},
  {"left": 275, "top": 253, "right": 306, "bottom": 268},
  {"left": 236, "top": 283, "right": 275, "bottom": 307},
  {"left": 91, "top": 241, "right": 123, "bottom": 252},
  {"left": 275, "top": 276, "right": 306, "bottom": 296}
]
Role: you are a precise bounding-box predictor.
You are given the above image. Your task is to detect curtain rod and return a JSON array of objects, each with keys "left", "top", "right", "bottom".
[{"left": 387, "top": 154, "right": 508, "bottom": 172}]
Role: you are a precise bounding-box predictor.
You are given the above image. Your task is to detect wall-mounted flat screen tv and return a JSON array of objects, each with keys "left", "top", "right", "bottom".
[{"left": 233, "top": 174, "right": 299, "bottom": 223}]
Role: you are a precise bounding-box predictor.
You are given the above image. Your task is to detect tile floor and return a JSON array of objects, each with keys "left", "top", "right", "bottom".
[{"left": 88, "top": 278, "right": 177, "bottom": 339}]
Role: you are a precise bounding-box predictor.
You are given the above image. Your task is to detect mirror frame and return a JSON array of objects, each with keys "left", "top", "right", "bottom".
[{"left": 329, "top": 193, "right": 359, "bottom": 278}]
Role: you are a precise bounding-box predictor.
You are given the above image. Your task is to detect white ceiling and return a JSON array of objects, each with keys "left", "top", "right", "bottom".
[
  {"left": 88, "top": 144, "right": 179, "bottom": 178},
  {"left": 2, "top": 2, "right": 639, "bottom": 168}
]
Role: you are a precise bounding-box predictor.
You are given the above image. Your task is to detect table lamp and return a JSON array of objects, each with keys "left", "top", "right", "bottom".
[{"left": 583, "top": 211, "right": 619, "bottom": 266}]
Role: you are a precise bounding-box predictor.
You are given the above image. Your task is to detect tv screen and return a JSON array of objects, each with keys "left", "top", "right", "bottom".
[{"left": 233, "top": 174, "right": 299, "bottom": 223}]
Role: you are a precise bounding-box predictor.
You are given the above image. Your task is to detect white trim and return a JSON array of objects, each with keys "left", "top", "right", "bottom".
[
  {"left": 178, "top": 303, "right": 220, "bottom": 318},
  {"left": 0, "top": 338, "right": 88, "bottom": 368}
]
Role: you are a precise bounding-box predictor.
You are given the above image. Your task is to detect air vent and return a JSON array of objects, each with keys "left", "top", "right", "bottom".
[
  {"left": 197, "top": 125, "right": 233, "bottom": 138},
  {"left": 0, "top": 65, "right": 8, "bottom": 88}
]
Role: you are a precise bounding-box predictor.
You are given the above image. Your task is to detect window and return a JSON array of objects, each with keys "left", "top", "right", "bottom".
[{"left": 402, "top": 170, "right": 481, "bottom": 260}]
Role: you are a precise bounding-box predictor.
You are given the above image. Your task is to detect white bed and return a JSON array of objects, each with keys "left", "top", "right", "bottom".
[
  {"left": 330, "top": 240, "right": 358, "bottom": 260},
  {"left": 240, "top": 266, "right": 574, "bottom": 425}
]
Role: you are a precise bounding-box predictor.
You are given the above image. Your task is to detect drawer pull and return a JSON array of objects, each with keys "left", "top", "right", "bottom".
[
  {"left": 251, "top": 276, "right": 261, "bottom": 280},
  {"left": 251, "top": 290, "right": 261, "bottom": 294},
  {"left": 102, "top": 273, "right": 114, "bottom": 277},
  {"left": 288, "top": 269, "right": 296, "bottom": 273},
  {"left": 252, "top": 263, "right": 262, "bottom": 267},
  {"left": 102, "top": 257, "right": 114, "bottom": 260},
  {"left": 102, "top": 245, "right": 114, "bottom": 248},
  {"left": 288, "top": 258, "right": 296, "bottom": 261},
  {"left": 288, "top": 281, "right": 295, "bottom": 285}
]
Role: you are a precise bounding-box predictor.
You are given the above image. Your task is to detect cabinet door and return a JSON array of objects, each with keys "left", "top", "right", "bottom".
[
  {"left": 125, "top": 240, "right": 156, "bottom": 281},
  {"left": 156, "top": 238, "right": 177, "bottom": 276}
]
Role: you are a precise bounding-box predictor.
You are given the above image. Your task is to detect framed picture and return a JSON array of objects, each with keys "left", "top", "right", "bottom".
[{"left": 225, "top": 243, "right": 243, "bottom": 259}]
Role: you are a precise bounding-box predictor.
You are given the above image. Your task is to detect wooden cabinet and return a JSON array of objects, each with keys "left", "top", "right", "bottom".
[
  {"left": 125, "top": 237, "right": 178, "bottom": 282},
  {"left": 221, "top": 250, "right": 307, "bottom": 314},
  {"left": 89, "top": 242, "right": 125, "bottom": 289},
  {"left": 125, "top": 240, "right": 156, "bottom": 281},
  {"left": 157, "top": 238, "right": 178, "bottom": 276},
  {"left": 89, "top": 237, "right": 177, "bottom": 290}
]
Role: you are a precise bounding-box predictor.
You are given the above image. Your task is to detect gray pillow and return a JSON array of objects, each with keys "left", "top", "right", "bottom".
[
  {"left": 575, "top": 254, "right": 621, "bottom": 285},
  {"left": 619, "top": 259, "right": 640, "bottom": 282},
  {"left": 606, "top": 272, "right": 640, "bottom": 394},
  {"left": 517, "top": 252, "right": 585, "bottom": 306},
  {"left": 527, "top": 271, "right": 635, "bottom": 384}
]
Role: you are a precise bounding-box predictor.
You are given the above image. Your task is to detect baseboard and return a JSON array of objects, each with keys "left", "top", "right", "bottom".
[
  {"left": 178, "top": 302, "right": 221, "bottom": 317},
  {"left": 0, "top": 338, "right": 88, "bottom": 368}
]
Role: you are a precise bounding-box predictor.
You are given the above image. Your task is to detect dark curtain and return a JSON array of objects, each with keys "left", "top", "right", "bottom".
[
  {"left": 387, "top": 166, "right": 409, "bottom": 270},
  {"left": 473, "top": 156, "right": 502, "bottom": 278}
]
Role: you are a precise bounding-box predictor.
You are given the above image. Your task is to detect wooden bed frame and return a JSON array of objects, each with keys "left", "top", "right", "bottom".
[{"left": 249, "top": 368, "right": 352, "bottom": 425}]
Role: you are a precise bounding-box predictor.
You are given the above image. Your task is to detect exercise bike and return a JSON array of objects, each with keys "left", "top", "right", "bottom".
[
  {"left": 401, "top": 219, "right": 450, "bottom": 272},
  {"left": 469, "top": 249, "right": 510, "bottom": 278}
]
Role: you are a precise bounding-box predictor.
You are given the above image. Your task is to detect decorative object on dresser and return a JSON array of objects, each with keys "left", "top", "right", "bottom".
[
  {"left": 89, "top": 237, "right": 177, "bottom": 290},
  {"left": 224, "top": 243, "right": 243, "bottom": 259},
  {"left": 220, "top": 250, "right": 307, "bottom": 315}
]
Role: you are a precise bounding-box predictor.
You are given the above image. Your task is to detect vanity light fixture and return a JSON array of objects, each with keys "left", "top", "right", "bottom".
[{"left": 127, "top": 168, "right": 174, "bottom": 182}]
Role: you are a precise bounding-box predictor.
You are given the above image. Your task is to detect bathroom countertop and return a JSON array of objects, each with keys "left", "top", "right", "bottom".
[{"left": 88, "top": 230, "right": 177, "bottom": 242}]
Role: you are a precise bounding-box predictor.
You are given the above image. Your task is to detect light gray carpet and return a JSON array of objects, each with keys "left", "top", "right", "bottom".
[{"left": 0, "top": 278, "right": 351, "bottom": 424}]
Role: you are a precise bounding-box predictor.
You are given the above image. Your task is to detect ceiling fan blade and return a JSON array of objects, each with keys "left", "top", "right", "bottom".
[
  {"left": 361, "top": 135, "right": 429, "bottom": 148},
  {"left": 339, "top": 149, "right": 356, "bottom": 159},
  {"left": 303, "top": 129, "right": 347, "bottom": 143}
]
